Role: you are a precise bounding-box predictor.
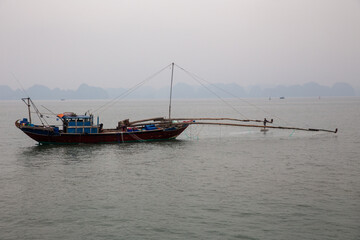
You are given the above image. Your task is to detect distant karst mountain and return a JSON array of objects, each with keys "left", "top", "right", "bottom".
[
  {"left": 0, "top": 82, "right": 357, "bottom": 100},
  {"left": 0, "top": 84, "right": 108, "bottom": 100},
  {"left": 262, "top": 82, "right": 356, "bottom": 98}
]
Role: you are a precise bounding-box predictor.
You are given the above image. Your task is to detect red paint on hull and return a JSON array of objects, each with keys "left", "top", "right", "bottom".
[{"left": 21, "top": 126, "right": 188, "bottom": 144}]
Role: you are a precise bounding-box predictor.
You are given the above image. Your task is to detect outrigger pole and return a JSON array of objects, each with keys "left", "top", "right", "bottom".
[
  {"left": 183, "top": 122, "right": 338, "bottom": 133},
  {"left": 127, "top": 117, "right": 270, "bottom": 126},
  {"left": 127, "top": 116, "right": 337, "bottom": 134},
  {"left": 170, "top": 117, "right": 273, "bottom": 123}
]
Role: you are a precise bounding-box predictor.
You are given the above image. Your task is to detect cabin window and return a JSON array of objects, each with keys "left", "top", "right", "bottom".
[
  {"left": 68, "top": 121, "right": 76, "bottom": 126},
  {"left": 77, "top": 119, "right": 84, "bottom": 126},
  {"left": 84, "top": 119, "right": 91, "bottom": 126}
]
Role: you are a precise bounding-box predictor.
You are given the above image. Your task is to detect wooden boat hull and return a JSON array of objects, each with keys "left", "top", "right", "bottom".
[{"left": 16, "top": 122, "right": 188, "bottom": 144}]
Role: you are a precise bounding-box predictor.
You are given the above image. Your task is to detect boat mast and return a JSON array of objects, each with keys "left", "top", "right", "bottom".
[
  {"left": 22, "top": 97, "right": 32, "bottom": 123},
  {"left": 168, "top": 62, "right": 175, "bottom": 120},
  {"left": 21, "top": 97, "right": 47, "bottom": 126}
]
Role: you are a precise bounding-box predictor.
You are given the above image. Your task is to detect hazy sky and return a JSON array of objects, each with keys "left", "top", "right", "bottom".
[{"left": 1, "top": 0, "right": 359, "bottom": 90}]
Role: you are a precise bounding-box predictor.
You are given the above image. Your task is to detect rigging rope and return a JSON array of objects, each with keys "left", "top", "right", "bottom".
[
  {"left": 11, "top": 72, "right": 29, "bottom": 98},
  {"left": 175, "top": 64, "right": 293, "bottom": 126},
  {"left": 29, "top": 98, "right": 48, "bottom": 126},
  {"left": 12, "top": 73, "right": 50, "bottom": 126},
  {"left": 175, "top": 64, "right": 249, "bottom": 120},
  {"left": 88, "top": 62, "right": 292, "bottom": 128},
  {"left": 92, "top": 63, "right": 172, "bottom": 114}
]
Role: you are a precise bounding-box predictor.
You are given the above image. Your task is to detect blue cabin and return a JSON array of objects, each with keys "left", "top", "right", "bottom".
[{"left": 59, "top": 112, "right": 99, "bottom": 134}]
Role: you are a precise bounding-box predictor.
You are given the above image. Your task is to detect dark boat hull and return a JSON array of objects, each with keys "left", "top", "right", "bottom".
[{"left": 17, "top": 124, "right": 188, "bottom": 144}]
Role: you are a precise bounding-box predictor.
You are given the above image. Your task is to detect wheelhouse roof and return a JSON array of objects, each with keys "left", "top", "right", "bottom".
[
  {"left": 63, "top": 115, "right": 91, "bottom": 120},
  {"left": 57, "top": 113, "right": 92, "bottom": 120}
]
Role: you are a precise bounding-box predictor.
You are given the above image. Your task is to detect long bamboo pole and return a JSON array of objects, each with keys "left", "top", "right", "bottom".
[
  {"left": 129, "top": 117, "right": 270, "bottom": 125},
  {"left": 182, "top": 122, "right": 337, "bottom": 133},
  {"left": 128, "top": 117, "right": 165, "bottom": 125},
  {"left": 170, "top": 117, "right": 272, "bottom": 123},
  {"left": 128, "top": 117, "right": 337, "bottom": 134}
]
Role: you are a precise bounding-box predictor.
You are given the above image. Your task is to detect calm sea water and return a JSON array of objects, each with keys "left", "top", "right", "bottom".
[{"left": 0, "top": 97, "right": 359, "bottom": 240}]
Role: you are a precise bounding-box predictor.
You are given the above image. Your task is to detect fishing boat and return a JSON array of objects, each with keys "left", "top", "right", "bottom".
[
  {"left": 15, "top": 111, "right": 189, "bottom": 144},
  {"left": 15, "top": 63, "right": 337, "bottom": 144}
]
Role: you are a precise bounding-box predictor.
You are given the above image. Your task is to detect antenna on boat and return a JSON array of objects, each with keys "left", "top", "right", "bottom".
[{"left": 168, "top": 62, "right": 175, "bottom": 120}]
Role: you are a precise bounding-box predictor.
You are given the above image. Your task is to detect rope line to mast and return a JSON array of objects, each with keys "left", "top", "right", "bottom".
[
  {"left": 175, "top": 64, "right": 249, "bottom": 120},
  {"left": 12, "top": 73, "right": 51, "bottom": 126},
  {"left": 175, "top": 64, "right": 293, "bottom": 126},
  {"left": 93, "top": 63, "right": 172, "bottom": 114},
  {"left": 11, "top": 72, "right": 30, "bottom": 98}
]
